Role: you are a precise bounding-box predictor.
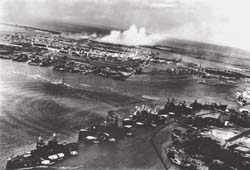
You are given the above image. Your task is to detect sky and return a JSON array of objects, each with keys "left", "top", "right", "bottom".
[{"left": 1, "top": 0, "right": 250, "bottom": 50}]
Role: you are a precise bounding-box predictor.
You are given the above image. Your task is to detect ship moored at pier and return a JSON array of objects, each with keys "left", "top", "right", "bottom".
[{"left": 6, "top": 133, "right": 78, "bottom": 170}]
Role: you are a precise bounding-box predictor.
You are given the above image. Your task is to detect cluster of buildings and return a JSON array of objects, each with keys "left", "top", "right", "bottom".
[
  {"left": 0, "top": 30, "right": 249, "bottom": 82},
  {"left": 165, "top": 100, "right": 250, "bottom": 170},
  {"left": 0, "top": 31, "right": 159, "bottom": 80}
]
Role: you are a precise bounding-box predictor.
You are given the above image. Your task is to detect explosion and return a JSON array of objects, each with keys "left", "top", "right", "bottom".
[{"left": 99, "top": 25, "right": 167, "bottom": 46}]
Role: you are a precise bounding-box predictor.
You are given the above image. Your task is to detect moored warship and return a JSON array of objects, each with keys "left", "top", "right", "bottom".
[{"left": 6, "top": 133, "right": 78, "bottom": 170}]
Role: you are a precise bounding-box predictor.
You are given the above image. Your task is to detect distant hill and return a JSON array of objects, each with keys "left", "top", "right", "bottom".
[
  {"left": 0, "top": 22, "right": 61, "bottom": 34},
  {"left": 155, "top": 38, "right": 250, "bottom": 67},
  {"left": 158, "top": 38, "right": 250, "bottom": 59},
  {"left": 34, "top": 20, "right": 119, "bottom": 36}
]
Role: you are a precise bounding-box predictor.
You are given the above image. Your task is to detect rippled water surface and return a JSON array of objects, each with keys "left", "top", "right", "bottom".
[{"left": 0, "top": 59, "right": 239, "bottom": 170}]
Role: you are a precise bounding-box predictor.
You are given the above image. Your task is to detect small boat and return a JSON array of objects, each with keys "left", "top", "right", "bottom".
[
  {"left": 28, "top": 61, "right": 40, "bottom": 66},
  {"left": 170, "top": 157, "right": 182, "bottom": 165},
  {"left": 198, "top": 79, "right": 207, "bottom": 84},
  {"left": 112, "top": 74, "right": 127, "bottom": 81},
  {"left": 51, "top": 78, "right": 63, "bottom": 85},
  {"left": 126, "top": 132, "right": 133, "bottom": 136},
  {"left": 236, "top": 99, "right": 248, "bottom": 106},
  {"left": 27, "top": 57, "right": 41, "bottom": 66},
  {"left": 109, "top": 138, "right": 116, "bottom": 142},
  {"left": 39, "top": 58, "right": 53, "bottom": 66},
  {"left": 135, "top": 122, "right": 144, "bottom": 126},
  {"left": 12, "top": 54, "right": 29, "bottom": 62},
  {"left": 167, "top": 150, "right": 192, "bottom": 168},
  {"left": 0, "top": 55, "right": 12, "bottom": 60},
  {"left": 150, "top": 122, "right": 157, "bottom": 128}
]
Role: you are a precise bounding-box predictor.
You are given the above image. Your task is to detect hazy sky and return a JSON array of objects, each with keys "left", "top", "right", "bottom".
[{"left": 1, "top": 0, "right": 250, "bottom": 50}]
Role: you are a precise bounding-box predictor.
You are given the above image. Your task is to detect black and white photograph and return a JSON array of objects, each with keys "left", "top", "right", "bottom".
[{"left": 1, "top": 0, "right": 250, "bottom": 170}]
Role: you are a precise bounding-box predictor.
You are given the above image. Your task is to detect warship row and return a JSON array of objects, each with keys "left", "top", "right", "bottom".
[{"left": 6, "top": 97, "right": 250, "bottom": 169}]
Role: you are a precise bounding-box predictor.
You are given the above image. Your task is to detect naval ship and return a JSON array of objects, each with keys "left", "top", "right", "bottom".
[{"left": 6, "top": 133, "right": 78, "bottom": 170}]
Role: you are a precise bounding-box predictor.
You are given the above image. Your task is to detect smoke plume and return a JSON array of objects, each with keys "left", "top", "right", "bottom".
[{"left": 99, "top": 25, "right": 167, "bottom": 46}]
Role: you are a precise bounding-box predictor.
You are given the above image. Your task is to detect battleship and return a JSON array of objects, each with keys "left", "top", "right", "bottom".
[
  {"left": 3, "top": 92, "right": 250, "bottom": 170},
  {"left": 12, "top": 54, "right": 29, "bottom": 62},
  {"left": 6, "top": 133, "right": 78, "bottom": 170},
  {"left": 78, "top": 107, "right": 168, "bottom": 144},
  {"left": 78, "top": 99, "right": 228, "bottom": 145},
  {"left": 78, "top": 113, "right": 128, "bottom": 144}
]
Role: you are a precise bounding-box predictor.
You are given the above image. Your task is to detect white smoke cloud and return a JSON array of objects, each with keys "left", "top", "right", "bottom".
[
  {"left": 99, "top": 25, "right": 167, "bottom": 46},
  {"left": 61, "top": 32, "right": 98, "bottom": 40}
]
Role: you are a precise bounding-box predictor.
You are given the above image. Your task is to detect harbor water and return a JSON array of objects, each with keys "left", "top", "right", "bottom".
[{"left": 0, "top": 59, "right": 239, "bottom": 170}]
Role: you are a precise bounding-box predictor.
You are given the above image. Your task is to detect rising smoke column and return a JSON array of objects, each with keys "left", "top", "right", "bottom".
[{"left": 99, "top": 25, "right": 167, "bottom": 46}]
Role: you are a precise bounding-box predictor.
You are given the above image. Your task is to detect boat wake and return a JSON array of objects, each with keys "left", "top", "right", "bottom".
[
  {"left": 12, "top": 71, "right": 74, "bottom": 88},
  {"left": 13, "top": 71, "right": 50, "bottom": 82},
  {"left": 17, "top": 166, "right": 49, "bottom": 170},
  {"left": 28, "top": 74, "right": 50, "bottom": 82},
  {"left": 142, "top": 95, "right": 160, "bottom": 100},
  {"left": 79, "top": 83, "right": 91, "bottom": 87},
  {"left": 57, "top": 165, "right": 84, "bottom": 170},
  {"left": 51, "top": 79, "right": 72, "bottom": 88}
]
